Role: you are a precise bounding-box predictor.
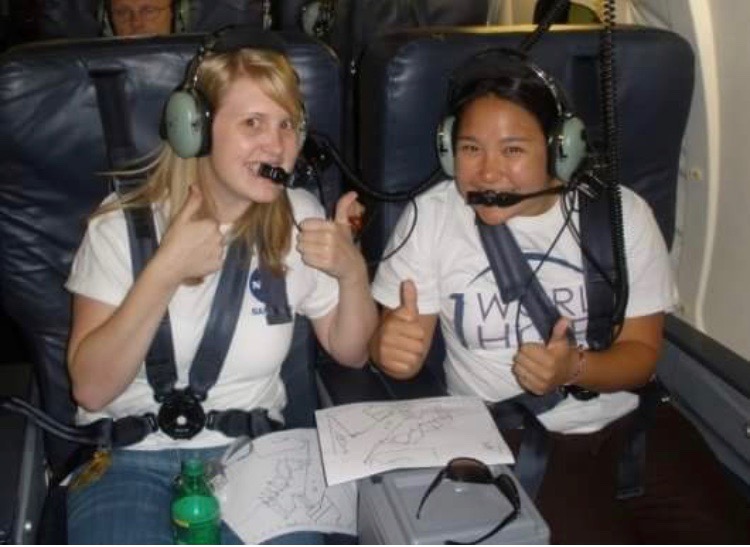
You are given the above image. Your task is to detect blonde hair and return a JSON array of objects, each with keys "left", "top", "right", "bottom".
[{"left": 97, "top": 48, "right": 305, "bottom": 275}]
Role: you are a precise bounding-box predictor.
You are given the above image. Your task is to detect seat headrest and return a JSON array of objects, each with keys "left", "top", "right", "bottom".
[
  {"left": 357, "top": 26, "right": 694, "bottom": 263},
  {"left": 0, "top": 30, "right": 341, "bottom": 473}
]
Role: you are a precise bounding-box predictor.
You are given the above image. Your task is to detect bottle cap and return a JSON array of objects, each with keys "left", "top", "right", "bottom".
[{"left": 182, "top": 458, "right": 205, "bottom": 477}]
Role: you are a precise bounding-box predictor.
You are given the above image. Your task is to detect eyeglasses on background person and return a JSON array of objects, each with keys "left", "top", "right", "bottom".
[
  {"left": 111, "top": 4, "right": 169, "bottom": 23},
  {"left": 107, "top": 0, "right": 173, "bottom": 36}
]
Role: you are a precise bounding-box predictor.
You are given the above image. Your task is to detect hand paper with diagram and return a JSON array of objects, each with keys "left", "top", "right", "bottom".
[
  {"left": 316, "top": 395, "right": 514, "bottom": 485},
  {"left": 220, "top": 428, "right": 357, "bottom": 544}
]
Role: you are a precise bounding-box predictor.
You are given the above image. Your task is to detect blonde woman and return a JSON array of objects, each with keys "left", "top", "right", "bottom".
[{"left": 65, "top": 45, "right": 375, "bottom": 543}]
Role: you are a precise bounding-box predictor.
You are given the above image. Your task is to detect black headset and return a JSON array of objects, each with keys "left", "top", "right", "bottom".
[
  {"left": 161, "top": 27, "right": 308, "bottom": 159},
  {"left": 97, "top": 0, "right": 190, "bottom": 36},
  {"left": 300, "top": 0, "right": 335, "bottom": 40},
  {"left": 436, "top": 48, "right": 587, "bottom": 184}
]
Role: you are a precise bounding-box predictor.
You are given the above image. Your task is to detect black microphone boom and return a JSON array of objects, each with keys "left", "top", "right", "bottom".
[
  {"left": 466, "top": 185, "right": 567, "bottom": 207},
  {"left": 258, "top": 163, "right": 292, "bottom": 186}
]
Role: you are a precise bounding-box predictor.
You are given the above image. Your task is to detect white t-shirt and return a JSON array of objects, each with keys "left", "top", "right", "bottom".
[
  {"left": 372, "top": 181, "right": 678, "bottom": 434},
  {"left": 66, "top": 188, "right": 338, "bottom": 450}
]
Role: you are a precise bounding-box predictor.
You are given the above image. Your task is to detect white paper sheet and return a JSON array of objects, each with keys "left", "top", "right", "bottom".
[
  {"left": 316, "top": 395, "right": 514, "bottom": 486},
  {"left": 220, "top": 428, "right": 357, "bottom": 544}
]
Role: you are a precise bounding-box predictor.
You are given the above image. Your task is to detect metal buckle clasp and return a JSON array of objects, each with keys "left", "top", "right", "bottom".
[{"left": 156, "top": 389, "right": 206, "bottom": 439}]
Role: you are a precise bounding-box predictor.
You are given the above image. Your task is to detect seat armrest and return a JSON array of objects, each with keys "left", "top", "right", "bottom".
[
  {"left": 658, "top": 314, "right": 750, "bottom": 494},
  {"left": 373, "top": 363, "right": 448, "bottom": 400},
  {"left": 316, "top": 361, "right": 391, "bottom": 407},
  {"left": 663, "top": 314, "right": 750, "bottom": 399},
  {"left": 0, "top": 362, "right": 47, "bottom": 544},
  {"left": 316, "top": 360, "right": 447, "bottom": 408}
]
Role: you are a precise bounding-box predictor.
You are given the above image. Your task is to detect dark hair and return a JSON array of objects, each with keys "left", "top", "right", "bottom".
[{"left": 447, "top": 51, "right": 560, "bottom": 140}]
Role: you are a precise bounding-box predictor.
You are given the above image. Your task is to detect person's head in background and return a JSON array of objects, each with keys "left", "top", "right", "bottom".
[{"left": 106, "top": 0, "right": 174, "bottom": 36}]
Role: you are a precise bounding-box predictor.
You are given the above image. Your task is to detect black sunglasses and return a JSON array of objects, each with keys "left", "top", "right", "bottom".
[{"left": 416, "top": 457, "right": 521, "bottom": 545}]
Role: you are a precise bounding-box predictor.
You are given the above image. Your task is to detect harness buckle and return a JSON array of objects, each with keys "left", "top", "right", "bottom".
[
  {"left": 563, "top": 385, "right": 600, "bottom": 401},
  {"left": 157, "top": 388, "right": 206, "bottom": 439}
]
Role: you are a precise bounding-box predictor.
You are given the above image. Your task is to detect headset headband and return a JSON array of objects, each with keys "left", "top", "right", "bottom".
[
  {"left": 447, "top": 47, "right": 570, "bottom": 119},
  {"left": 203, "top": 25, "right": 288, "bottom": 55},
  {"left": 180, "top": 26, "right": 288, "bottom": 92},
  {"left": 437, "top": 47, "right": 587, "bottom": 182}
]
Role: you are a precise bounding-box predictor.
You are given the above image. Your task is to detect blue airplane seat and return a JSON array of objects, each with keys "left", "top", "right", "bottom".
[
  {"left": 356, "top": 25, "right": 692, "bottom": 264},
  {"left": 283, "top": 0, "right": 495, "bottom": 170},
  {"left": 332, "top": 24, "right": 750, "bottom": 499},
  {"left": 317, "top": 26, "right": 693, "bottom": 402},
  {"left": 0, "top": 29, "right": 342, "bottom": 543}
]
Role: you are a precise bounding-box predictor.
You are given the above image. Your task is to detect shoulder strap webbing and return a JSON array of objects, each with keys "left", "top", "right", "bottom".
[
  {"left": 94, "top": 65, "right": 292, "bottom": 400},
  {"left": 91, "top": 67, "right": 180, "bottom": 401},
  {"left": 123, "top": 206, "right": 178, "bottom": 399},
  {"left": 476, "top": 193, "right": 617, "bottom": 351},
  {"left": 90, "top": 67, "right": 136, "bottom": 168},
  {"left": 488, "top": 389, "right": 565, "bottom": 498},
  {"left": 188, "top": 240, "right": 251, "bottom": 399},
  {"left": 260, "top": 265, "right": 293, "bottom": 325},
  {"left": 579, "top": 189, "right": 617, "bottom": 350},
  {"left": 477, "top": 219, "right": 571, "bottom": 498},
  {"left": 478, "top": 196, "right": 649, "bottom": 500},
  {"left": 122, "top": 208, "right": 292, "bottom": 400},
  {"left": 476, "top": 219, "right": 573, "bottom": 344}
]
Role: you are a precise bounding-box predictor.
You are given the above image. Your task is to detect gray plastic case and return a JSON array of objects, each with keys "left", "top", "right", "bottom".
[{"left": 358, "top": 465, "right": 550, "bottom": 544}]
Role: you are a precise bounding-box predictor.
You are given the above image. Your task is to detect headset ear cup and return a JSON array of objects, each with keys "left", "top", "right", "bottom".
[
  {"left": 99, "top": 0, "right": 114, "bottom": 36},
  {"left": 436, "top": 115, "right": 456, "bottom": 177},
  {"left": 175, "top": 0, "right": 190, "bottom": 32},
  {"left": 549, "top": 115, "right": 587, "bottom": 183},
  {"left": 163, "top": 88, "right": 212, "bottom": 158},
  {"left": 297, "top": 114, "right": 307, "bottom": 153},
  {"left": 300, "top": 1, "right": 321, "bottom": 36}
]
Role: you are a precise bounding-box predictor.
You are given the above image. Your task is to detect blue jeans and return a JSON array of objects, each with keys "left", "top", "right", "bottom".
[{"left": 67, "top": 446, "right": 325, "bottom": 544}]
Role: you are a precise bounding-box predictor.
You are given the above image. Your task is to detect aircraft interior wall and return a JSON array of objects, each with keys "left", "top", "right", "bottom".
[
  {"left": 503, "top": 0, "right": 750, "bottom": 361},
  {"left": 625, "top": 1, "right": 750, "bottom": 361}
]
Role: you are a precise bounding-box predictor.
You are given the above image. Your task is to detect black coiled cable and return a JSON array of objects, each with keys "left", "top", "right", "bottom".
[
  {"left": 308, "top": 130, "right": 445, "bottom": 203},
  {"left": 304, "top": 131, "right": 441, "bottom": 265},
  {"left": 600, "top": 0, "right": 629, "bottom": 342},
  {"left": 519, "top": 0, "right": 570, "bottom": 53},
  {"left": 1, "top": 395, "right": 100, "bottom": 445}
]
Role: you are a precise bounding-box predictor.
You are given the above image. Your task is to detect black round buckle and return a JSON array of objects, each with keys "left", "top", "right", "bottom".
[
  {"left": 157, "top": 389, "right": 206, "bottom": 439},
  {"left": 564, "top": 385, "right": 600, "bottom": 401}
]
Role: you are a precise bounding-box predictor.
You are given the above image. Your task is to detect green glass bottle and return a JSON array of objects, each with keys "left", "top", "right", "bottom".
[{"left": 171, "top": 458, "right": 221, "bottom": 545}]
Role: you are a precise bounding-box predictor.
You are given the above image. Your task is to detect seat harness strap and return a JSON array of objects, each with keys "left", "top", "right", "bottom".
[
  {"left": 477, "top": 218, "right": 573, "bottom": 499},
  {"left": 478, "top": 190, "right": 646, "bottom": 499},
  {"left": 93, "top": 66, "right": 292, "bottom": 444},
  {"left": 116, "top": 198, "right": 292, "bottom": 442}
]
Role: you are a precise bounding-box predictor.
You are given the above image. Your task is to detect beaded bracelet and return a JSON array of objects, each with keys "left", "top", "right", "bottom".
[{"left": 564, "top": 345, "right": 586, "bottom": 386}]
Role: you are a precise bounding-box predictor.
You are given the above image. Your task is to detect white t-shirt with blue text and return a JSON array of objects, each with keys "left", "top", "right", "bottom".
[
  {"left": 66, "top": 188, "right": 338, "bottom": 449},
  {"left": 372, "top": 180, "right": 677, "bottom": 433}
]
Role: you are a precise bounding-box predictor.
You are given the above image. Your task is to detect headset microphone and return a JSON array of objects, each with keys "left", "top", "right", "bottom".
[
  {"left": 466, "top": 185, "right": 567, "bottom": 207},
  {"left": 258, "top": 163, "right": 293, "bottom": 186}
]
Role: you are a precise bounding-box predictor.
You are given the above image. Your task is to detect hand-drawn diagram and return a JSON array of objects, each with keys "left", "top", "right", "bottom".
[
  {"left": 221, "top": 428, "right": 357, "bottom": 544},
  {"left": 325, "top": 401, "right": 455, "bottom": 466},
  {"left": 316, "top": 396, "right": 514, "bottom": 486}
]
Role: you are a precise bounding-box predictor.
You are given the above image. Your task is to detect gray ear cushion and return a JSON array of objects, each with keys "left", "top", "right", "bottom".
[
  {"left": 297, "top": 116, "right": 307, "bottom": 153},
  {"left": 164, "top": 88, "right": 307, "bottom": 158},
  {"left": 551, "top": 115, "right": 587, "bottom": 183},
  {"left": 437, "top": 112, "right": 586, "bottom": 182},
  {"left": 436, "top": 115, "right": 456, "bottom": 176},
  {"left": 164, "top": 89, "right": 211, "bottom": 158}
]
